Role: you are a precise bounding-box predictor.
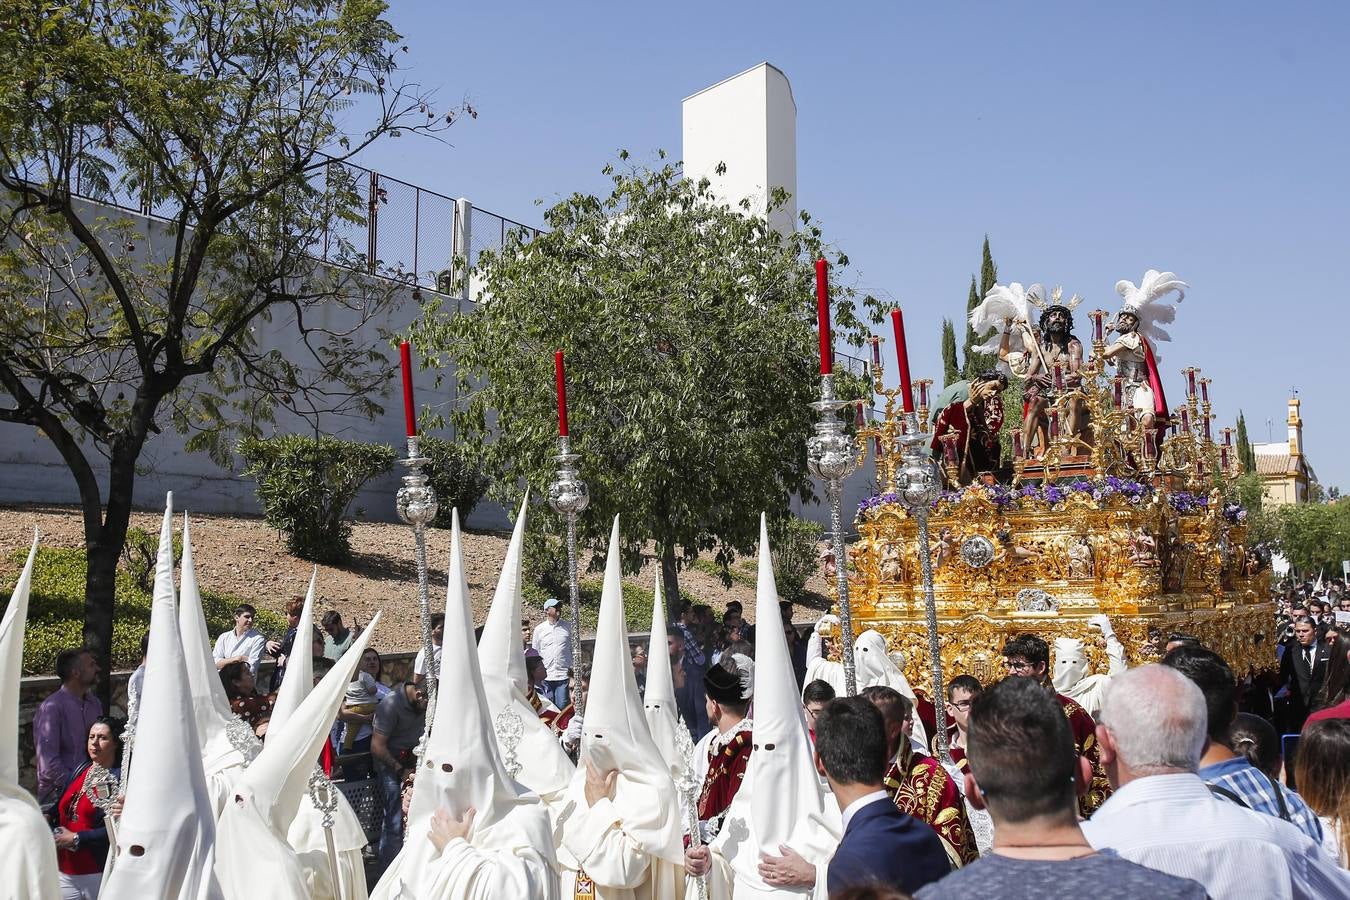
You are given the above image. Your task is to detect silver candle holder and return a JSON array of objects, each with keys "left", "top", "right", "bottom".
[
  {"left": 547, "top": 435, "right": 589, "bottom": 714},
  {"left": 396, "top": 434, "right": 439, "bottom": 754},
  {"left": 895, "top": 411, "right": 950, "bottom": 764},
  {"left": 673, "top": 716, "right": 708, "bottom": 900},
  {"left": 807, "top": 373, "right": 859, "bottom": 696}
]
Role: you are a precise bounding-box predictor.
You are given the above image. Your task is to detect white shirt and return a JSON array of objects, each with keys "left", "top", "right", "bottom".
[
  {"left": 531, "top": 618, "right": 572, "bottom": 681},
  {"left": 413, "top": 644, "right": 442, "bottom": 677},
  {"left": 839, "top": 790, "right": 890, "bottom": 833},
  {"left": 213, "top": 628, "right": 266, "bottom": 678},
  {"left": 1081, "top": 772, "right": 1350, "bottom": 899}
]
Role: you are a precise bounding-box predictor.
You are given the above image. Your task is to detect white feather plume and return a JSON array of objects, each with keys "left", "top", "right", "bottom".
[
  {"left": 1115, "top": 269, "right": 1187, "bottom": 357},
  {"left": 969, "top": 282, "right": 1033, "bottom": 354}
]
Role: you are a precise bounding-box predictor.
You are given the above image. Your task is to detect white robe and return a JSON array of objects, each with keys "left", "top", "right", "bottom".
[
  {"left": 371, "top": 802, "right": 558, "bottom": 900},
  {"left": 558, "top": 796, "right": 686, "bottom": 900},
  {"left": 0, "top": 784, "right": 60, "bottom": 899},
  {"left": 288, "top": 790, "right": 370, "bottom": 900}
]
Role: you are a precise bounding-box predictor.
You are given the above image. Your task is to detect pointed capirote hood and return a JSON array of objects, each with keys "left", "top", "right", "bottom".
[
  {"left": 102, "top": 494, "right": 223, "bottom": 900},
  {"left": 0, "top": 529, "right": 60, "bottom": 900},
  {"left": 215, "top": 613, "right": 381, "bottom": 897},
  {"left": 570, "top": 517, "right": 683, "bottom": 865},
  {"left": 408, "top": 510, "right": 525, "bottom": 836},
  {"left": 854, "top": 628, "right": 928, "bottom": 749},
  {"left": 710, "top": 514, "right": 840, "bottom": 896},
  {"left": 641, "top": 576, "right": 683, "bottom": 778},
  {"left": 477, "top": 495, "right": 574, "bottom": 797},
  {"left": 0, "top": 531, "right": 38, "bottom": 786},
  {"left": 178, "top": 514, "right": 252, "bottom": 778},
  {"left": 268, "top": 566, "right": 318, "bottom": 738}
]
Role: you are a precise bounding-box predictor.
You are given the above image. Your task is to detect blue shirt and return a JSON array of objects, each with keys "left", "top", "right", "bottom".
[{"left": 1199, "top": 756, "right": 1324, "bottom": 846}]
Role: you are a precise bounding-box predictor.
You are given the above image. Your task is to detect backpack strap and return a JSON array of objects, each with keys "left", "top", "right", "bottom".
[{"left": 1206, "top": 783, "right": 1250, "bottom": 808}]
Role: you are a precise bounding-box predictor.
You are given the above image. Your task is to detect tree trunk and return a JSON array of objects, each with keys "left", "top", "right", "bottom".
[
  {"left": 660, "top": 541, "right": 681, "bottom": 619},
  {"left": 84, "top": 446, "right": 139, "bottom": 708}
]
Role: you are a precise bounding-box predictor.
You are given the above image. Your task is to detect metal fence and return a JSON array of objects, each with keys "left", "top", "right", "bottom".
[{"left": 65, "top": 137, "right": 542, "bottom": 296}]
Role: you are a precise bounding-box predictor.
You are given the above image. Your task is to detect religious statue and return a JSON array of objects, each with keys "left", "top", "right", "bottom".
[
  {"left": 1067, "top": 536, "right": 1094, "bottom": 579},
  {"left": 997, "top": 287, "right": 1087, "bottom": 457},
  {"left": 997, "top": 530, "right": 1041, "bottom": 566},
  {"left": 818, "top": 544, "right": 836, "bottom": 578},
  {"left": 934, "top": 527, "right": 955, "bottom": 569},
  {"left": 1129, "top": 527, "right": 1159, "bottom": 567},
  {"left": 930, "top": 371, "right": 1009, "bottom": 486},
  {"left": 879, "top": 542, "right": 904, "bottom": 582},
  {"left": 1101, "top": 269, "right": 1187, "bottom": 439}
]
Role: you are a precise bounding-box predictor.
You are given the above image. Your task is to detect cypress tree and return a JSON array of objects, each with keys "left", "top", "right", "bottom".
[
  {"left": 941, "top": 319, "right": 961, "bottom": 386},
  {"left": 1236, "top": 411, "right": 1257, "bottom": 473},
  {"left": 963, "top": 236, "right": 1000, "bottom": 377}
]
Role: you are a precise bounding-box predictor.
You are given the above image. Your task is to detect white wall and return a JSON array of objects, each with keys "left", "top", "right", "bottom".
[{"left": 682, "top": 62, "right": 798, "bottom": 236}]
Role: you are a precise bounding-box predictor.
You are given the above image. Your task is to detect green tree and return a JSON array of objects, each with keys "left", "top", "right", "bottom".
[
  {"left": 0, "top": 0, "right": 460, "bottom": 696},
  {"left": 1271, "top": 499, "right": 1350, "bottom": 576},
  {"left": 1236, "top": 411, "right": 1257, "bottom": 472},
  {"left": 412, "top": 155, "right": 881, "bottom": 605},
  {"left": 962, "top": 237, "right": 999, "bottom": 377},
  {"left": 940, "top": 318, "right": 960, "bottom": 386}
]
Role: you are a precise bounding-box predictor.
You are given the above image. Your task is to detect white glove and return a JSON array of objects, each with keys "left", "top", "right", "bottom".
[
  {"left": 564, "top": 716, "right": 583, "bottom": 747},
  {"left": 1088, "top": 614, "right": 1114, "bottom": 637},
  {"left": 814, "top": 614, "right": 841, "bottom": 636}
]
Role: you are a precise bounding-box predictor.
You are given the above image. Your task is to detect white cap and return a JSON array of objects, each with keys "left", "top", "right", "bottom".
[
  {"left": 102, "top": 494, "right": 224, "bottom": 900},
  {"left": 710, "top": 514, "right": 840, "bottom": 893},
  {"left": 854, "top": 628, "right": 928, "bottom": 748},
  {"left": 267, "top": 566, "right": 318, "bottom": 738},
  {"left": 571, "top": 517, "right": 683, "bottom": 866},
  {"left": 0, "top": 531, "right": 38, "bottom": 785},
  {"left": 641, "top": 576, "right": 682, "bottom": 778},
  {"left": 178, "top": 514, "right": 252, "bottom": 783},
  {"left": 477, "top": 495, "right": 574, "bottom": 796}
]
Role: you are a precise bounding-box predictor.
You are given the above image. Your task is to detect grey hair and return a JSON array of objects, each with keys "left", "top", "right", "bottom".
[{"left": 1099, "top": 665, "right": 1207, "bottom": 775}]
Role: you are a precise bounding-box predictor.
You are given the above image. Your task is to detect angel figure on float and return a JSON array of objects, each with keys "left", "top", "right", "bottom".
[{"left": 1100, "top": 269, "right": 1186, "bottom": 447}]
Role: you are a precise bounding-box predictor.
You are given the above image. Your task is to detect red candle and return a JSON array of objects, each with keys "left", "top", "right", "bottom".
[
  {"left": 1185, "top": 368, "right": 1197, "bottom": 398},
  {"left": 815, "top": 258, "right": 832, "bottom": 375},
  {"left": 1220, "top": 446, "right": 1230, "bottom": 471},
  {"left": 399, "top": 341, "right": 417, "bottom": 437},
  {"left": 854, "top": 402, "right": 865, "bottom": 427},
  {"left": 941, "top": 434, "right": 959, "bottom": 464},
  {"left": 1144, "top": 430, "right": 1157, "bottom": 459},
  {"left": 554, "top": 350, "right": 569, "bottom": 437},
  {"left": 890, "top": 309, "right": 915, "bottom": 413},
  {"left": 1090, "top": 310, "right": 1105, "bottom": 343},
  {"left": 1013, "top": 432, "right": 1024, "bottom": 459},
  {"left": 1202, "top": 415, "right": 1212, "bottom": 441},
  {"left": 1053, "top": 364, "right": 1064, "bottom": 392},
  {"left": 1112, "top": 378, "right": 1123, "bottom": 409},
  {"left": 918, "top": 381, "right": 930, "bottom": 409},
  {"left": 1200, "top": 379, "right": 1210, "bottom": 404},
  {"left": 1049, "top": 408, "right": 1061, "bottom": 439},
  {"left": 1223, "top": 428, "right": 1233, "bottom": 447},
  {"left": 1178, "top": 406, "right": 1191, "bottom": 433},
  {"left": 870, "top": 337, "right": 881, "bottom": 370}
]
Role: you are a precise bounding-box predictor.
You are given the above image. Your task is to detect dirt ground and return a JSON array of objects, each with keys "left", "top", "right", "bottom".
[{"left": 0, "top": 503, "right": 830, "bottom": 652}]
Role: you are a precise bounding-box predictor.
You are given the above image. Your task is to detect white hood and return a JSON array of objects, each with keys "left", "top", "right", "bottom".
[
  {"left": 408, "top": 510, "right": 526, "bottom": 833},
  {"left": 102, "top": 494, "right": 224, "bottom": 900},
  {"left": 569, "top": 517, "right": 684, "bottom": 866},
  {"left": 711, "top": 514, "right": 840, "bottom": 895},
  {"left": 215, "top": 612, "right": 381, "bottom": 897},
  {"left": 476, "top": 496, "right": 574, "bottom": 797},
  {"left": 269, "top": 567, "right": 318, "bottom": 737},
  {"left": 0, "top": 530, "right": 61, "bottom": 900},
  {"left": 854, "top": 628, "right": 928, "bottom": 749},
  {"left": 642, "top": 577, "right": 683, "bottom": 779},
  {"left": 1052, "top": 636, "right": 1089, "bottom": 692},
  {"left": 178, "top": 514, "right": 253, "bottom": 784}
]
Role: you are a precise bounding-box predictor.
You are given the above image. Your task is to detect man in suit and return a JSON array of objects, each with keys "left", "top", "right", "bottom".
[
  {"left": 1279, "top": 615, "right": 1333, "bottom": 730},
  {"left": 815, "top": 695, "right": 950, "bottom": 895}
]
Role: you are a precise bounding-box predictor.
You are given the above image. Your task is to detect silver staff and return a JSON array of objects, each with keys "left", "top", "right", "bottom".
[
  {"left": 673, "top": 716, "right": 708, "bottom": 900},
  {"left": 807, "top": 372, "right": 859, "bottom": 695},
  {"left": 548, "top": 436, "right": 589, "bottom": 714},
  {"left": 396, "top": 434, "right": 439, "bottom": 754},
  {"left": 307, "top": 767, "right": 342, "bottom": 895},
  {"left": 895, "top": 411, "right": 950, "bottom": 763}
]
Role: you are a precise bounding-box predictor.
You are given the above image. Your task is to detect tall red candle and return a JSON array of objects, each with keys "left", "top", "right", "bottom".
[
  {"left": 870, "top": 337, "right": 881, "bottom": 369},
  {"left": 399, "top": 341, "right": 417, "bottom": 437},
  {"left": 554, "top": 350, "right": 569, "bottom": 437},
  {"left": 815, "top": 258, "right": 832, "bottom": 375},
  {"left": 854, "top": 402, "right": 865, "bottom": 427},
  {"left": 890, "top": 309, "right": 915, "bottom": 413}
]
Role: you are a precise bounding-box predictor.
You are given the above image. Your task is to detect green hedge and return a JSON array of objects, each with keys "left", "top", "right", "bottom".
[
  {"left": 239, "top": 434, "right": 396, "bottom": 563},
  {"left": 419, "top": 436, "right": 490, "bottom": 528},
  {"left": 1, "top": 547, "right": 285, "bottom": 675},
  {"left": 768, "top": 515, "right": 823, "bottom": 602}
]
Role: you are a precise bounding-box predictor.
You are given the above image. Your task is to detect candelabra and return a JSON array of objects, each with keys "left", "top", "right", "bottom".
[
  {"left": 673, "top": 719, "right": 707, "bottom": 900},
  {"left": 894, "top": 411, "right": 951, "bottom": 764},
  {"left": 856, "top": 339, "right": 923, "bottom": 494},
  {"left": 808, "top": 372, "right": 859, "bottom": 696},
  {"left": 548, "top": 436, "right": 590, "bottom": 714},
  {"left": 396, "top": 435, "right": 439, "bottom": 755}
]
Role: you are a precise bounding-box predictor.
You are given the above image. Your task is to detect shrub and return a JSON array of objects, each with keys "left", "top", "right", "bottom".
[
  {"left": 419, "top": 436, "right": 490, "bottom": 528},
  {"left": 1, "top": 547, "right": 284, "bottom": 674},
  {"left": 769, "top": 515, "right": 822, "bottom": 601},
  {"left": 239, "top": 435, "right": 396, "bottom": 563}
]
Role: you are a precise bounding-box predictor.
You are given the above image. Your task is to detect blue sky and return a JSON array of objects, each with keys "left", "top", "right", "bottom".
[{"left": 348, "top": 2, "right": 1350, "bottom": 488}]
